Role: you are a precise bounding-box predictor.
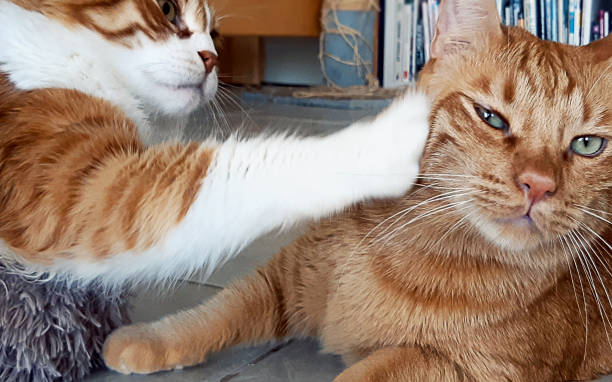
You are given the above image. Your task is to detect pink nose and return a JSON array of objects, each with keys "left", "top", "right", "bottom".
[
  {"left": 518, "top": 171, "right": 556, "bottom": 204},
  {"left": 198, "top": 50, "right": 218, "bottom": 74}
]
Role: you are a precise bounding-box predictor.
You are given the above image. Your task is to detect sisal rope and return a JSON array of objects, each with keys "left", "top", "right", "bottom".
[{"left": 294, "top": 0, "right": 409, "bottom": 100}]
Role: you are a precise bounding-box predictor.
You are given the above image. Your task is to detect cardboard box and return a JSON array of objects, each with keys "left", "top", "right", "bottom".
[{"left": 210, "top": 0, "right": 323, "bottom": 37}]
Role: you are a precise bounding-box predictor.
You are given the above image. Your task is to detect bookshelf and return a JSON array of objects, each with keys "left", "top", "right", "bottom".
[{"left": 382, "top": 0, "right": 612, "bottom": 88}]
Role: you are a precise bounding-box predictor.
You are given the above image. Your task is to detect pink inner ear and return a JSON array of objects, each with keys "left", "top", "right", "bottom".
[
  {"left": 430, "top": 0, "right": 456, "bottom": 58},
  {"left": 430, "top": 0, "right": 502, "bottom": 59}
]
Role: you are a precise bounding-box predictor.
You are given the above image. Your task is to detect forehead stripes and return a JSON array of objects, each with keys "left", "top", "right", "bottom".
[{"left": 12, "top": 0, "right": 211, "bottom": 42}]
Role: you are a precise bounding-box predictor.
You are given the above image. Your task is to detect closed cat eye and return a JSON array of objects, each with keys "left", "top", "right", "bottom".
[
  {"left": 570, "top": 136, "right": 607, "bottom": 157},
  {"left": 157, "top": 0, "right": 177, "bottom": 23},
  {"left": 474, "top": 104, "right": 509, "bottom": 131}
]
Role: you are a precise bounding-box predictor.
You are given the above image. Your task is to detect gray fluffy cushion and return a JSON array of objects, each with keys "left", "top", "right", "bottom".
[{"left": 0, "top": 264, "right": 130, "bottom": 381}]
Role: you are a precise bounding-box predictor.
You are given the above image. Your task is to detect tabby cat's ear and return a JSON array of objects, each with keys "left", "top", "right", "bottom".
[
  {"left": 585, "top": 34, "right": 612, "bottom": 64},
  {"left": 430, "top": 0, "right": 503, "bottom": 59}
]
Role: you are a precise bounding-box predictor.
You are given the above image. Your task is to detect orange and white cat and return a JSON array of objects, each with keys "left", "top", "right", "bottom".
[
  {"left": 0, "top": 0, "right": 429, "bottom": 285},
  {"left": 103, "top": 0, "right": 612, "bottom": 380}
]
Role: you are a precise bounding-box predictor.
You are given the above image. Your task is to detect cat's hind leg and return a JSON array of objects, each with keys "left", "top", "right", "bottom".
[{"left": 103, "top": 257, "right": 302, "bottom": 375}]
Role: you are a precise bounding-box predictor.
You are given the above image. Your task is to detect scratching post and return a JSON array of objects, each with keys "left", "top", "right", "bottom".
[
  {"left": 320, "top": 0, "right": 380, "bottom": 88},
  {"left": 293, "top": 0, "right": 405, "bottom": 102}
]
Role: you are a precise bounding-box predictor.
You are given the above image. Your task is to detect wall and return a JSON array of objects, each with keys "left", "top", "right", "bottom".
[{"left": 263, "top": 37, "right": 325, "bottom": 86}]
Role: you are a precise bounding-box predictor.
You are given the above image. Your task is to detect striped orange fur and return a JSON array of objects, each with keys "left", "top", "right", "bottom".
[
  {"left": 0, "top": 0, "right": 431, "bottom": 284},
  {"left": 12, "top": 0, "right": 213, "bottom": 44},
  {"left": 103, "top": 0, "right": 612, "bottom": 380},
  {"left": 0, "top": 74, "right": 214, "bottom": 265}
]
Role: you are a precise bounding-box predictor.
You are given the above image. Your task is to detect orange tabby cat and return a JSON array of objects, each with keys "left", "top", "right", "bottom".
[
  {"left": 103, "top": 0, "right": 612, "bottom": 380},
  {"left": 0, "top": 0, "right": 429, "bottom": 284}
]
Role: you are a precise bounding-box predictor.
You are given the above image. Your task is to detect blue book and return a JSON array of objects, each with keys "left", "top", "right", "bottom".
[
  {"left": 558, "top": 0, "right": 568, "bottom": 43},
  {"left": 569, "top": 0, "right": 576, "bottom": 44},
  {"left": 551, "top": 0, "right": 558, "bottom": 40},
  {"left": 513, "top": 0, "right": 522, "bottom": 26},
  {"left": 540, "top": 0, "right": 546, "bottom": 37},
  {"left": 546, "top": 0, "right": 553, "bottom": 39}
]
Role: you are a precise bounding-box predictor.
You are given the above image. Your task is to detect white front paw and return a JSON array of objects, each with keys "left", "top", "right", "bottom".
[{"left": 357, "top": 91, "right": 430, "bottom": 197}]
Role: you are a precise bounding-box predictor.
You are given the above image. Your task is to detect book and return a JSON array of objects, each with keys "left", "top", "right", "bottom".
[
  {"left": 540, "top": 0, "right": 546, "bottom": 37},
  {"left": 582, "top": 0, "right": 593, "bottom": 44},
  {"left": 415, "top": 17, "right": 425, "bottom": 72},
  {"left": 497, "top": 0, "right": 505, "bottom": 18},
  {"left": 394, "top": 0, "right": 404, "bottom": 82},
  {"left": 513, "top": 0, "right": 522, "bottom": 26},
  {"left": 421, "top": 1, "right": 430, "bottom": 62},
  {"left": 382, "top": 0, "right": 609, "bottom": 87},
  {"left": 551, "top": 0, "right": 558, "bottom": 40},
  {"left": 524, "top": 0, "right": 539, "bottom": 35},
  {"left": 382, "top": 0, "right": 394, "bottom": 87},
  {"left": 411, "top": 0, "right": 419, "bottom": 84},
  {"left": 568, "top": 0, "right": 582, "bottom": 45},
  {"left": 402, "top": 2, "right": 413, "bottom": 82},
  {"left": 428, "top": 0, "right": 438, "bottom": 42},
  {"left": 558, "top": 0, "right": 568, "bottom": 43},
  {"left": 546, "top": 0, "right": 553, "bottom": 39}
]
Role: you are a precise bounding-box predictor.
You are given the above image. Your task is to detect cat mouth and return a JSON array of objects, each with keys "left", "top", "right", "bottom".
[
  {"left": 157, "top": 81, "right": 204, "bottom": 92},
  {"left": 495, "top": 214, "right": 540, "bottom": 232}
]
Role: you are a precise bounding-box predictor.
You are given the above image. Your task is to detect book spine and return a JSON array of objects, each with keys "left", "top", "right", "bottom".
[
  {"left": 402, "top": 4, "right": 413, "bottom": 82},
  {"left": 383, "top": 0, "right": 397, "bottom": 87},
  {"left": 497, "top": 0, "right": 504, "bottom": 18},
  {"left": 524, "top": 0, "right": 539, "bottom": 35},
  {"left": 593, "top": 24, "right": 600, "bottom": 40},
  {"left": 581, "top": 0, "right": 592, "bottom": 44},
  {"left": 427, "top": 0, "right": 432, "bottom": 41},
  {"left": 558, "top": 0, "right": 567, "bottom": 43},
  {"left": 551, "top": 0, "right": 558, "bottom": 40},
  {"left": 394, "top": 0, "right": 404, "bottom": 83},
  {"left": 601, "top": 9, "right": 606, "bottom": 39},
  {"left": 416, "top": 18, "right": 424, "bottom": 71},
  {"left": 506, "top": 6, "right": 512, "bottom": 25},
  {"left": 569, "top": 0, "right": 582, "bottom": 45},
  {"left": 546, "top": 0, "right": 553, "bottom": 39},
  {"left": 513, "top": 0, "right": 522, "bottom": 26},
  {"left": 575, "top": 0, "right": 582, "bottom": 44},
  {"left": 422, "top": 1, "right": 431, "bottom": 62},
  {"left": 411, "top": 0, "right": 418, "bottom": 82},
  {"left": 605, "top": 11, "right": 609, "bottom": 37},
  {"left": 433, "top": 0, "right": 439, "bottom": 26},
  {"left": 540, "top": 0, "right": 546, "bottom": 38}
]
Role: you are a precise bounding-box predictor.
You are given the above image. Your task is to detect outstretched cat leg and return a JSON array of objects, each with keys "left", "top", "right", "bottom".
[
  {"left": 334, "top": 347, "right": 465, "bottom": 382},
  {"left": 103, "top": 254, "right": 301, "bottom": 374},
  {"left": 1, "top": 85, "right": 429, "bottom": 285}
]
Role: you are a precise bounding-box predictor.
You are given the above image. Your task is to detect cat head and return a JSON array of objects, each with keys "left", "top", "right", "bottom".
[
  {"left": 12, "top": 0, "right": 220, "bottom": 116},
  {"left": 417, "top": 0, "right": 612, "bottom": 254}
]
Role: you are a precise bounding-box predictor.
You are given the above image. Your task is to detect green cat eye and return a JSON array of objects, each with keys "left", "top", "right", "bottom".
[
  {"left": 157, "top": 0, "right": 177, "bottom": 23},
  {"left": 474, "top": 104, "right": 509, "bottom": 131},
  {"left": 570, "top": 136, "right": 607, "bottom": 157}
]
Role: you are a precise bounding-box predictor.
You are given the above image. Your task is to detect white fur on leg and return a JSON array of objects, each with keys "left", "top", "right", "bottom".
[{"left": 33, "top": 92, "right": 430, "bottom": 285}]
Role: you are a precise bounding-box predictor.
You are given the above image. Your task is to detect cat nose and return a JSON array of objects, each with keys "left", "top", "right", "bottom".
[
  {"left": 198, "top": 50, "right": 218, "bottom": 74},
  {"left": 518, "top": 171, "right": 557, "bottom": 204}
]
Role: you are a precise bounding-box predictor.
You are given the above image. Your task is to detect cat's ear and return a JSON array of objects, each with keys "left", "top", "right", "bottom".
[
  {"left": 585, "top": 34, "right": 612, "bottom": 64},
  {"left": 430, "top": 0, "right": 503, "bottom": 59}
]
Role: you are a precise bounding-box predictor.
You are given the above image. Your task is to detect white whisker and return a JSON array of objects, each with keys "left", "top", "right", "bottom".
[
  {"left": 560, "top": 233, "right": 589, "bottom": 360},
  {"left": 376, "top": 199, "right": 474, "bottom": 246},
  {"left": 372, "top": 190, "right": 480, "bottom": 243}
]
